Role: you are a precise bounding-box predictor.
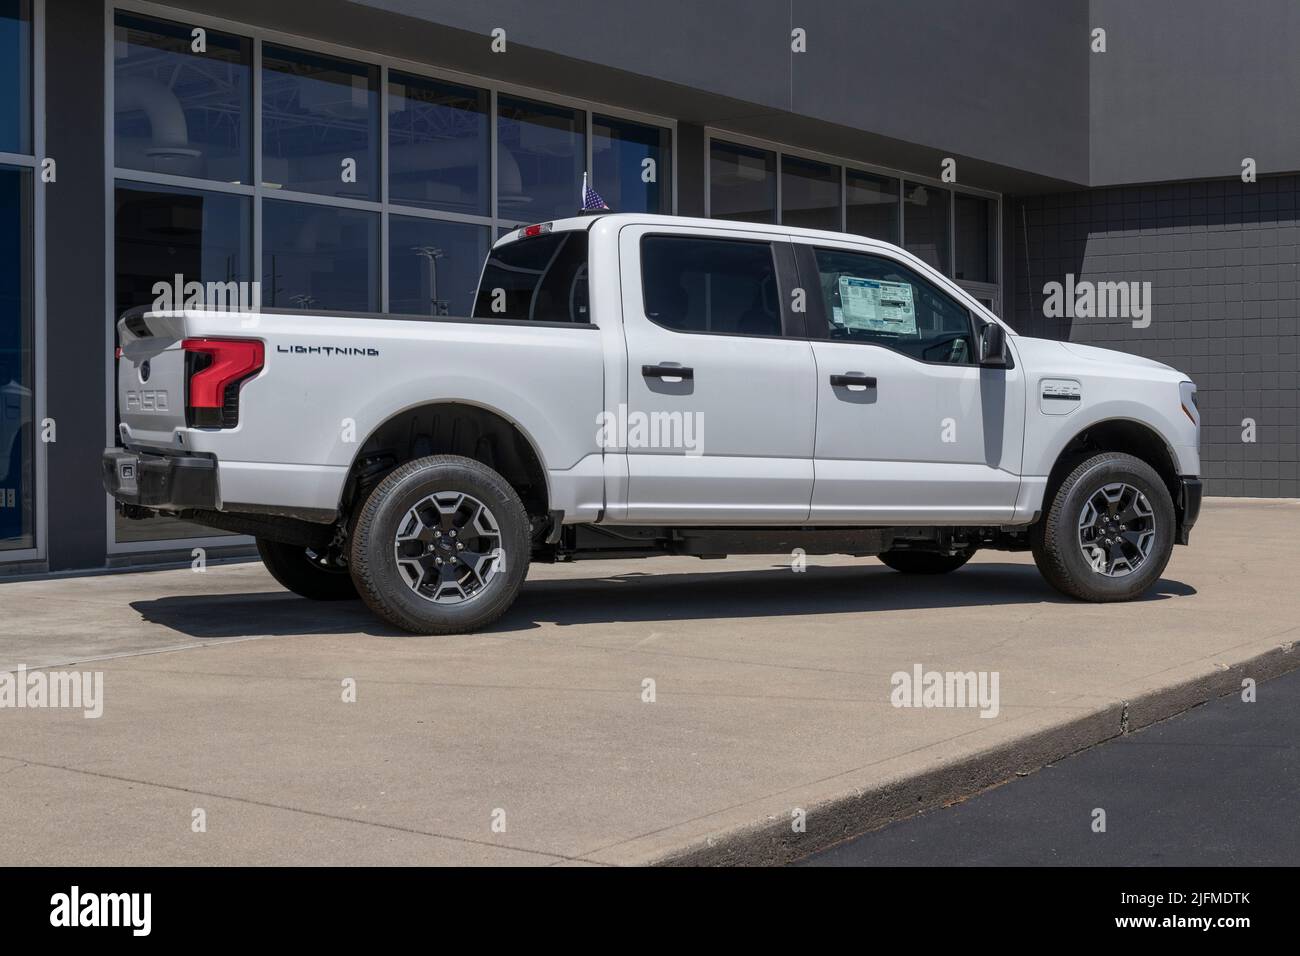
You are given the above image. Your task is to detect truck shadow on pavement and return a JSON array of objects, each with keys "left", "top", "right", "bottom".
[{"left": 131, "top": 562, "right": 1196, "bottom": 638}]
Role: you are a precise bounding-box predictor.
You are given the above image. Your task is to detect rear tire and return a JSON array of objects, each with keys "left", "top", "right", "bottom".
[
  {"left": 1031, "top": 452, "right": 1175, "bottom": 602},
  {"left": 878, "top": 550, "right": 973, "bottom": 574},
  {"left": 348, "top": 455, "right": 530, "bottom": 635},
  {"left": 256, "top": 538, "right": 358, "bottom": 601}
]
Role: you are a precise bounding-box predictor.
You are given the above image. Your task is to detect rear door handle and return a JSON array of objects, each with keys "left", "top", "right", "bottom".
[
  {"left": 642, "top": 363, "right": 694, "bottom": 380},
  {"left": 829, "top": 373, "right": 876, "bottom": 388}
]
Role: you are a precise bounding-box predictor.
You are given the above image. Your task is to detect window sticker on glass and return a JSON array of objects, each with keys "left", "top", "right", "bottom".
[{"left": 837, "top": 276, "right": 917, "bottom": 335}]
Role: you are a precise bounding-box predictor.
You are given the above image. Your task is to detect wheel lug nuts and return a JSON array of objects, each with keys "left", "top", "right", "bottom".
[
  {"left": 450, "top": 530, "right": 457, "bottom": 538},
  {"left": 456, "top": 542, "right": 464, "bottom": 550}
]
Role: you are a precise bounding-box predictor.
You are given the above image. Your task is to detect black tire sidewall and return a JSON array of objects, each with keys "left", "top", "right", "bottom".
[
  {"left": 256, "top": 538, "right": 358, "bottom": 601},
  {"left": 350, "top": 456, "right": 530, "bottom": 633},
  {"left": 1049, "top": 455, "right": 1175, "bottom": 600}
]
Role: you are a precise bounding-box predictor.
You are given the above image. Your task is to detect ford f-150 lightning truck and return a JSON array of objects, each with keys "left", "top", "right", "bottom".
[{"left": 104, "top": 213, "right": 1202, "bottom": 634}]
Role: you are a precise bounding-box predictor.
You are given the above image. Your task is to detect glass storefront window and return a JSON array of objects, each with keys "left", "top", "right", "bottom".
[
  {"left": 0, "top": 0, "right": 32, "bottom": 155},
  {"left": 955, "top": 193, "right": 997, "bottom": 284},
  {"left": 846, "top": 170, "right": 899, "bottom": 244},
  {"left": 114, "top": 13, "right": 252, "bottom": 183},
  {"left": 709, "top": 141, "right": 776, "bottom": 224},
  {"left": 389, "top": 216, "right": 490, "bottom": 317},
  {"left": 262, "top": 199, "right": 379, "bottom": 312},
  {"left": 387, "top": 72, "right": 489, "bottom": 216},
  {"left": 497, "top": 95, "right": 584, "bottom": 223},
  {"left": 904, "top": 181, "right": 950, "bottom": 274},
  {"left": 262, "top": 45, "right": 379, "bottom": 200},
  {"left": 114, "top": 183, "right": 252, "bottom": 314},
  {"left": 113, "top": 182, "right": 252, "bottom": 542},
  {"left": 781, "top": 155, "right": 839, "bottom": 230},
  {"left": 0, "top": 166, "right": 33, "bottom": 551},
  {"left": 593, "top": 116, "right": 672, "bottom": 214}
]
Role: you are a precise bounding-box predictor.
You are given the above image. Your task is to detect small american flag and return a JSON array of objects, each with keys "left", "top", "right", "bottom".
[{"left": 581, "top": 172, "right": 610, "bottom": 212}]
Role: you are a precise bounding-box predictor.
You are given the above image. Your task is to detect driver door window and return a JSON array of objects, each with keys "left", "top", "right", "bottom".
[{"left": 813, "top": 248, "right": 974, "bottom": 364}]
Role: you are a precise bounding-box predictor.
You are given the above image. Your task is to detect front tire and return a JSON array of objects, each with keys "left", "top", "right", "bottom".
[
  {"left": 878, "top": 550, "right": 973, "bottom": 574},
  {"left": 348, "top": 455, "right": 531, "bottom": 635},
  {"left": 256, "top": 538, "right": 358, "bottom": 601},
  {"left": 1031, "top": 452, "right": 1175, "bottom": 602}
]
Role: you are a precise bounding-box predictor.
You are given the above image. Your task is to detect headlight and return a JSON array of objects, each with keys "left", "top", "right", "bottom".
[{"left": 1179, "top": 380, "right": 1199, "bottom": 426}]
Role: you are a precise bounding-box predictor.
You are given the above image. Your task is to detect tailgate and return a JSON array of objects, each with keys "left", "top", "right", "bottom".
[{"left": 115, "top": 309, "right": 191, "bottom": 447}]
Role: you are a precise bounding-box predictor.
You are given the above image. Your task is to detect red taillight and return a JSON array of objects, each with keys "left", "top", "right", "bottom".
[
  {"left": 521, "top": 222, "right": 552, "bottom": 238},
  {"left": 182, "top": 337, "right": 264, "bottom": 428}
]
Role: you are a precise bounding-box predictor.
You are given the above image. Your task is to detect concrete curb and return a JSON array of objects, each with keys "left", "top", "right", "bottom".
[{"left": 652, "top": 640, "right": 1298, "bottom": 867}]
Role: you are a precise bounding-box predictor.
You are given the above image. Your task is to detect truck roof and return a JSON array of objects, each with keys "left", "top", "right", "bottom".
[{"left": 495, "top": 212, "right": 908, "bottom": 258}]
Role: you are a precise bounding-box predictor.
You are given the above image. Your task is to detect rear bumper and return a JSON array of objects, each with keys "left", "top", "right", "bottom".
[
  {"left": 1176, "top": 476, "right": 1202, "bottom": 545},
  {"left": 101, "top": 447, "right": 219, "bottom": 511}
]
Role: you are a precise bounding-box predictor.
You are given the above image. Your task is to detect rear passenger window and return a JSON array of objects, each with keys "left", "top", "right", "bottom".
[
  {"left": 473, "top": 231, "right": 590, "bottom": 323},
  {"left": 640, "top": 236, "right": 782, "bottom": 338},
  {"left": 812, "top": 247, "right": 975, "bottom": 364}
]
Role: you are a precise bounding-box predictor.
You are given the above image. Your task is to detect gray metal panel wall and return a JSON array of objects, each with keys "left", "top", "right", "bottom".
[{"left": 1011, "top": 176, "right": 1300, "bottom": 498}]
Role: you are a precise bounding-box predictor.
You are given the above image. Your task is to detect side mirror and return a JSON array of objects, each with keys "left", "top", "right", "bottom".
[{"left": 979, "top": 322, "right": 1008, "bottom": 367}]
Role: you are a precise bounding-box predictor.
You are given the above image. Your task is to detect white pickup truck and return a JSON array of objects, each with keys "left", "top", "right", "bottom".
[{"left": 105, "top": 213, "right": 1202, "bottom": 634}]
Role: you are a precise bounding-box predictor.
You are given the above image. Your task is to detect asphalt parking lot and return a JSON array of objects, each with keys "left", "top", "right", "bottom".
[{"left": 1, "top": 498, "right": 1297, "bottom": 866}]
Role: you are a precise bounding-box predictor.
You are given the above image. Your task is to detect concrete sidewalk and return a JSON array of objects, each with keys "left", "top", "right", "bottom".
[{"left": 0, "top": 498, "right": 1296, "bottom": 865}]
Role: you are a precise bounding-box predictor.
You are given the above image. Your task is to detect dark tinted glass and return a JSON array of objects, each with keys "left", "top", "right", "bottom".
[
  {"left": 1, "top": 1, "right": 33, "bottom": 154},
  {"left": 497, "top": 96, "right": 584, "bottom": 223},
  {"left": 389, "top": 216, "right": 490, "bottom": 317},
  {"left": 114, "top": 13, "right": 252, "bottom": 182},
  {"left": 955, "top": 193, "right": 997, "bottom": 283},
  {"left": 846, "top": 170, "right": 899, "bottom": 243},
  {"left": 709, "top": 141, "right": 776, "bottom": 224},
  {"left": 262, "top": 199, "right": 378, "bottom": 311},
  {"left": 593, "top": 116, "right": 672, "bottom": 214},
  {"left": 262, "top": 45, "right": 379, "bottom": 199},
  {"left": 903, "top": 181, "right": 950, "bottom": 273},
  {"left": 781, "top": 156, "right": 839, "bottom": 230},
  {"left": 640, "top": 236, "right": 781, "bottom": 337},
  {"left": 474, "top": 232, "right": 590, "bottom": 323},
  {"left": 813, "top": 247, "right": 974, "bottom": 363},
  {"left": 0, "top": 165, "right": 33, "bottom": 550},
  {"left": 387, "top": 72, "right": 489, "bottom": 215}
]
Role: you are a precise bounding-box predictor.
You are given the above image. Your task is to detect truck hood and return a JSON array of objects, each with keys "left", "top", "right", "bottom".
[
  {"left": 1015, "top": 337, "right": 1183, "bottom": 379},
  {"left": 1056, "top": 341, "right": 1178, "bottom": 374}
]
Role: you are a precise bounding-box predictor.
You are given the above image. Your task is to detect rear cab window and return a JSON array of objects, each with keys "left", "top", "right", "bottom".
[{"left": 473, "top": 230, "right": 590, "bottom": 323}]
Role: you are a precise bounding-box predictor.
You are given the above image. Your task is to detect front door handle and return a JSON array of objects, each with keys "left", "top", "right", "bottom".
[
  {"left": 643, "top": 363, "right": 694, "bottom": 381},
  {"left": 829, "top": 372, "right": 876, "bottom": 388}
]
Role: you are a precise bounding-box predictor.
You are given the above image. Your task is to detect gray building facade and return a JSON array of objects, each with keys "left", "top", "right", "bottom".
[{"left": 1, "top": 0, "right": 1296, "bottom": 574}]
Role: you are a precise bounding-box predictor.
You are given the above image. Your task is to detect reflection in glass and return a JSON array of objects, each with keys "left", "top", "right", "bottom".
[
  {"left": 262, "top": 45, "right": 379, "bottom": 199},
  {"left": 955, "top": 193, "right": 997, "bottom": 284},
  {"left": 0, "top": 166, "right": 33, "bottom": 550},
  {"left": 781, "top": 155, "right": 840, "bottom": 230},
  {"left": 497, "top": 96, "right": 584, "bottom": 222},
  {"left": 904, "top": 181, "right": 950, "bottom": 274},
  {"left": 846, "top": 170, "right": 899, "bottom": 243},
  {"left": 389, "top": 216, "right": 490, "bottom": 317},
  {"left": 388, "top": 73, "right": 489, "bottom": 215},
  {"left": 0, "top": 1, "right": 32, "bottom": 155},
  {"left": 593, "top": 116, "right": 672, "bottom": 214},
  {"left": 114, "top": 13, "right": 252, "bottom": 182},
  {"left": 262, "top": 199, "right": 378, "bottom": 312},
  {"left": 709, "top": 141, "right": 776, "bottom": 224}
]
